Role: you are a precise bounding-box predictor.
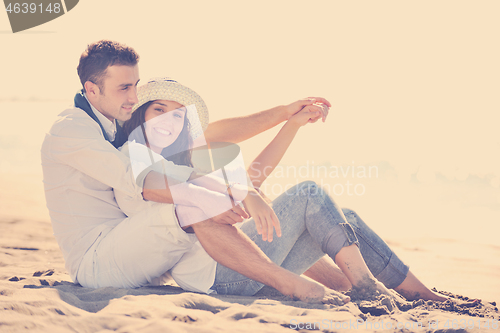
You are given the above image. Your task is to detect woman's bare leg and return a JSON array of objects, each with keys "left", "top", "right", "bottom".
[
  {"left": 334, "top": 244, "right": 407, "bottom": 303},
  {"left": 394, "top": 271, "right": 446, "bottom": 301},
  {"left": 305, "top": 255, "right": 436, "bottom": 301},
  {"left": 307, "top": 247, "right": 477, "bottom": 305}
]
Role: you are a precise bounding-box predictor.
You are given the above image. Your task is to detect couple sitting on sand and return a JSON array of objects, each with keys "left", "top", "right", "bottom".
[{"left": 41, "top": 40, "right": 461, "bottom": 306}]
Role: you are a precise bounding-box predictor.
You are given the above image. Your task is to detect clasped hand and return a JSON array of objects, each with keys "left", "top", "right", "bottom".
[{"left": 284, "top": 97, "right": 331, "bottom": 123}]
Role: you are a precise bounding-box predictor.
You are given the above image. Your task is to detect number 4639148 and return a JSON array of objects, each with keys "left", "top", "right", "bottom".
[{"left": 6, "top": 3, "right": 62, "bottom": 14}]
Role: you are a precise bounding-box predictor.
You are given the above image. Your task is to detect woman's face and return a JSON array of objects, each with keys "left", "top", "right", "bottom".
[{"left": 144, "top": 100, "right": 186, "bottom": 153}]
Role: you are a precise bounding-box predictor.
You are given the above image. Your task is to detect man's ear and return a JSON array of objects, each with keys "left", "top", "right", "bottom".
[{"left": 84, "top": 81, "right": 100, "bottom": 96}]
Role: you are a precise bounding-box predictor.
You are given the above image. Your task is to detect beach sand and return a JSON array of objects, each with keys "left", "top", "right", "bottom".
[{"left": 1, "top": 174, "right": 499, "bottom": 333}]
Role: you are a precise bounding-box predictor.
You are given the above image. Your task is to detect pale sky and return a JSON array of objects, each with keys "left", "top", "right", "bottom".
[
  {"left": 1, "top": 1, "right": 499, "bottom": 173},
  {"left": 1, "top": 1, "right": 499, "bottom": 244}
]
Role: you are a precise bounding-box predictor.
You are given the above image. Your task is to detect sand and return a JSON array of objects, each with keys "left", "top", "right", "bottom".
[{"left": 1, "top": 175, "right": 499, "bottom": 332}]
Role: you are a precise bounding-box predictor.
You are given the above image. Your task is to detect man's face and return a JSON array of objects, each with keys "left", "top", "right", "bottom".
[{"left": 92, "top": 65, "right": 140, "bottom": 122}]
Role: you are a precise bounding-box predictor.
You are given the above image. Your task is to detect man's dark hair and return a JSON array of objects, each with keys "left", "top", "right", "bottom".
[{"left": 77, "top": 40, "right": 139, "bottom": 92}]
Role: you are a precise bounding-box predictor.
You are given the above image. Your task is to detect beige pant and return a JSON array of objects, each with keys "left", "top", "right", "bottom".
[{"left": 76, "top": 203, "right": 216, "bottom": 293}]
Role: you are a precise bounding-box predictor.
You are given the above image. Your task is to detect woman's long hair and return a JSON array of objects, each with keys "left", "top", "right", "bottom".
[{"left": 122, "top": 101, "right": 193, "bottom": 167}]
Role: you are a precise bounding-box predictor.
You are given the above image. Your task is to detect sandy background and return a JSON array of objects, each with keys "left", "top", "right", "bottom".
[
  {"left": 1, "top": 198, "right": 499, "bottom": 332},
  {"left": 1, "top": 1, "right": 499, "bottom": 332}
]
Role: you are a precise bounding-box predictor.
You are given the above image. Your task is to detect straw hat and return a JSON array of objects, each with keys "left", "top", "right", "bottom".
[{"left": 133, "top": 77, "right": 209, "bottom": 139}]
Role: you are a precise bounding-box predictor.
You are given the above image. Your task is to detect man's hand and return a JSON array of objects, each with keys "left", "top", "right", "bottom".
[
  {"left": 288, "top": 103, "right": 329, "bottom": 127},
  {"left": 284, "top": 97, "right": 331, "bottom": 122},
  {"left": 242, "top": 190, "right": 281, "bottom": 242}
]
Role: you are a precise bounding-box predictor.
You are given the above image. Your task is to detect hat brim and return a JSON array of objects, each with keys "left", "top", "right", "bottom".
[{"left": 133, "top": 79, "right": 209, "bottom": 140}]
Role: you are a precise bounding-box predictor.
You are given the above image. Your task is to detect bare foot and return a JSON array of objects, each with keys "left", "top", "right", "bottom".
[
  {"left": 375, "top": 281, "right": 408, "bottom": 305},
  {"left": 321, "top": 287, "right": 351, "bottom": 305},
  {"left": 393, "top": 273, "right": 483, "bottom": 308},
  {"left": 396, "top": 286, "right": 481, "bottom": 307},
  {"left": 449, "top": 298, "right": 482, "bottom": 307},
  {"left": 396, "top": 286, "right": 447, "bottom": 302},
  {"left": 393, "top": 271, "right": 481, "bottom": 305},
  {"left": 289, "top": 278, "right": 350, "bottom": 305},
  {"left": 350, "top": 275, "right": 411, "bottom": 309}
]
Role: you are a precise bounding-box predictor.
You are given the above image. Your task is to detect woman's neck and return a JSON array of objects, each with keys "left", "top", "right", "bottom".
[{"left": 147, "top": 143, "right": 163, "bottom": 155}]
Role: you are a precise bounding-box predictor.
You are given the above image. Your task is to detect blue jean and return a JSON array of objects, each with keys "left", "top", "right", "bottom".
[{"left": 211, "top": 181, "right": 409, "bottom": 296}]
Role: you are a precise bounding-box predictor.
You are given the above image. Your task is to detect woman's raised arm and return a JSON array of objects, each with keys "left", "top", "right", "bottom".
[
  {"left": 247, "top": 103, "right": 329, "bottom": 188},
  {"left": 203, "top": 97, "right": 330, "bottom": 144}
]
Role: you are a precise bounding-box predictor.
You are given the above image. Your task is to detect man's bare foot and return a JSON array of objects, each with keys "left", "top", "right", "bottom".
[
  {"left": 321, "top": 287, "right": 351, "bottom": 305},
  {"left": 287, "top": 277, "right": 350, "bottom": 305}
]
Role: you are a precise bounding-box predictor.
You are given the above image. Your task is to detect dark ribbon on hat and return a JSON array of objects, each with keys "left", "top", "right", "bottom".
[
  {"left": 149, "top": 77, "right": 177, "bottom": 84},
  {"left": 74, "top": 90, "right": 127, "bottom": 149}
]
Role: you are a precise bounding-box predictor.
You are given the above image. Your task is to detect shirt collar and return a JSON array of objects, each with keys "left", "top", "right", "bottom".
[{"left": 83, "top": 93, "right": 117, "bottom": 141}]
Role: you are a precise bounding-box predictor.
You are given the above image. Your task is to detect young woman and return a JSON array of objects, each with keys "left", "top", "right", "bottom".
[{"left": 115, "top": 77, "right": 467, "bottom": 306}]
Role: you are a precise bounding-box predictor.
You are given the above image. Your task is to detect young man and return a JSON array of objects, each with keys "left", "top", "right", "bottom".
[{"left": 41, "top": 40, "right": 447, "bottom": 305}]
